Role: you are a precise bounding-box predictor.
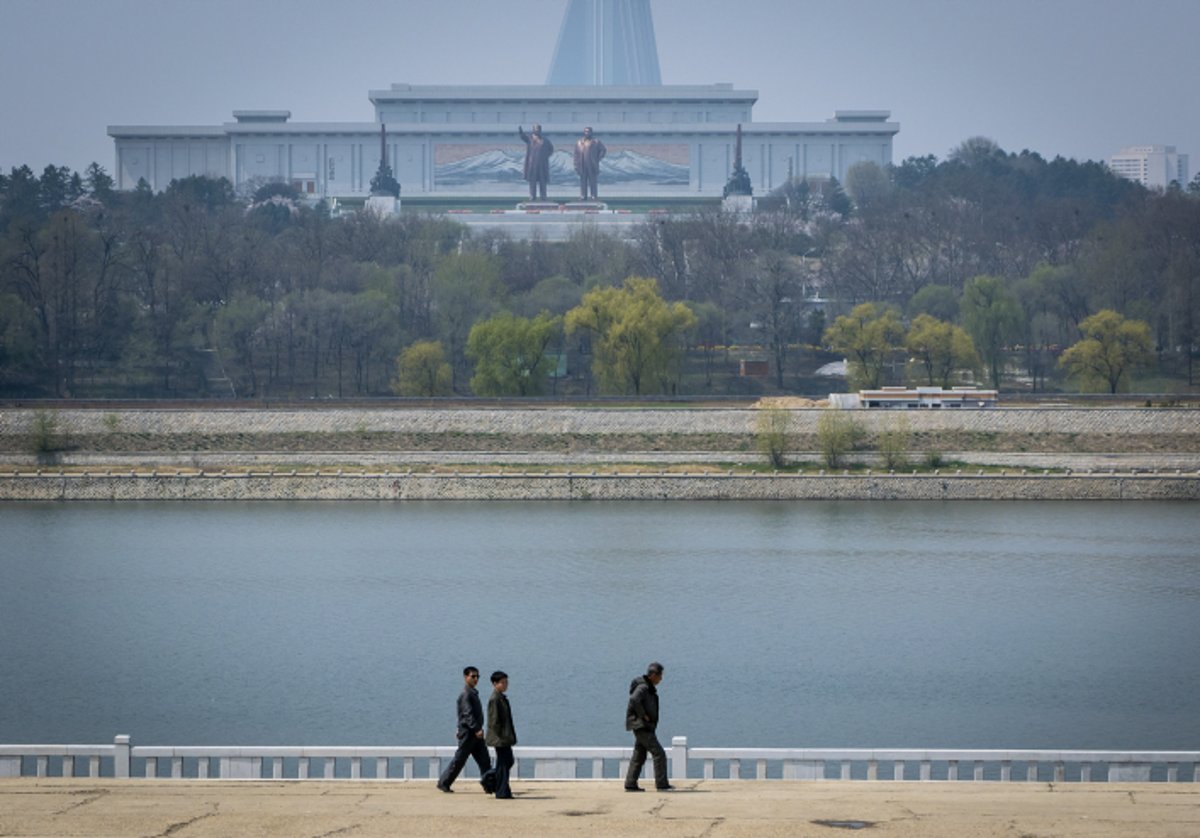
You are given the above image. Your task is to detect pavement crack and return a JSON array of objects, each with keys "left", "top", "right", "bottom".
[
  {"left": 649, "top": 799, "right": 668, "bottom": 817},
  {"left": 311, "top": 825, "right": 362, "bottom": 838},
  {"left": 144, "top": 803, "right": 218, "bottom": 838},
  {"left": 698, "top": 817, "right": 726, "bottom": 836},
  {"left": 53, "top": 788, "right": 110, "bottom": 815}
]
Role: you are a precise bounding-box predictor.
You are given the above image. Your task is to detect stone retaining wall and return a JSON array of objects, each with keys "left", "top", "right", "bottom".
[
  {"left": 3, "top": 406, "right": 1198, "bottom": 458},
  {"left": 2, "top": 472, "right": 1197, "bottom": 501},
  {"left": 3, "top": 406, "right": 1199, "bottom": 436}
]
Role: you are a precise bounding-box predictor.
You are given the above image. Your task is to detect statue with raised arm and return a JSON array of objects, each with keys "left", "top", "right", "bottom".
[
  {"left": 573, "top": 126, "right": 607, "bottom": 200},
  {"left": 518, "top": 124, "right": 554, "bottom": 201}
]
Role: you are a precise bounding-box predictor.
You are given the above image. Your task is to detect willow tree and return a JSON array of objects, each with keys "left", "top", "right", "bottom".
[
  {"left": 565, "top": 276, "right": 696, "bottom": 395},
  {"left": 466, "top": 310, "right": 562, "bottom": 396},
  {"left": 391, "top": 340, "right": 453, "bottom": 397},
  {"left": 822, "top": 302, "right": 905, "bottom": 389},
  {"left": 1059, "top": 310, "right": 1153, "bottom": 393},
  {"left": 961, "top": 275, "right": 1024, "bottom": 388},
  {"left": 905, "top": 314, "right": 979, "bottom": 387}
]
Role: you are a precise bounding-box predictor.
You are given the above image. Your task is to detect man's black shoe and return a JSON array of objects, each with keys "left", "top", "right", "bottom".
[
  {"left": 656, "top": 785, "right": 676, "bottom": 791},
  {"left": 436, "top": 783, "right": 454, "bottom": 793},
  {"left": 624, "top": 786, "right": 645, "bottom": 792}
]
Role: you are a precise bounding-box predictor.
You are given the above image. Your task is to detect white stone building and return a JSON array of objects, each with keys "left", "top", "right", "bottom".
[
  {"left": 1108, "top": 145, "right": 1190, "bottom": 190},
  {"left": 108, "top": 0, "right": 898, "bottom": 200}
]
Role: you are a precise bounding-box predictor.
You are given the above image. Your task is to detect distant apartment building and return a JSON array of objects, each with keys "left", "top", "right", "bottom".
[{"left": 1108, "top": 145, "right": 1190, "bottom": 190}]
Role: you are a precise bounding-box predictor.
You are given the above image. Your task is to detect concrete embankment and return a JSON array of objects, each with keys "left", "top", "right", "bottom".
[
  {"left": 2, "top": 405, "right": 1197, "bottom": 499},
  {"left": 2, "top": 470, "right": 1198, "bottom": 501}
]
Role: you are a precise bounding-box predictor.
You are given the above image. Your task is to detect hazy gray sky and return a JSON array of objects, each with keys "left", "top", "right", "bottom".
[{"left": 1, "top": 0, "right": 1196, "bottom": 177}]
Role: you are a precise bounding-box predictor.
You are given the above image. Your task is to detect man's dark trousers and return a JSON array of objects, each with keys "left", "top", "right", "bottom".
[
  {"left": 625, "top": 729, "right": 668, "bottom": 789},
  {"left": 439, "top": 734, "right": 491, "bottom": 789},
  {"left": 493, "top": 746, "right": 515, "bottom": 798}
]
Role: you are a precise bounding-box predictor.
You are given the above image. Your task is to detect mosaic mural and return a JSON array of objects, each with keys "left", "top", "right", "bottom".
[{"left": 435, "top": 143, "right": 690, "bottom": 188}]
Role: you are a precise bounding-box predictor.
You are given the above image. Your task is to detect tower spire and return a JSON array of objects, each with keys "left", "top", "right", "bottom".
[{"left": 547, "top": 0, "right": 662, "bottom": 85}]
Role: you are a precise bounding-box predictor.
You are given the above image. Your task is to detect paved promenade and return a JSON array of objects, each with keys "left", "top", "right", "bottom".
[{"left": 2, "top": 778, "right": 1198, "bottom": 837}]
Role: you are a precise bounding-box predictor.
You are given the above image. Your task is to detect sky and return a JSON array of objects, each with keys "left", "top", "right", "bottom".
[{"left": 1, "top": 0, "right": 1197, "bottom": 178}]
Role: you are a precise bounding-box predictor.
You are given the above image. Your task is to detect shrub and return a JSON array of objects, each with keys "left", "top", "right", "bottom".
[
  {"left": 877, "top": 416, "right": 912, "bottom": 470},
  {"left": 817, "top": 410, "right": 864, "bottom": 468},
  {"left": 755, "top": 406, "right": 791, "bottom": 468},
  {"left": 31, "top": 410, "right": 63, "bottom": 461}
]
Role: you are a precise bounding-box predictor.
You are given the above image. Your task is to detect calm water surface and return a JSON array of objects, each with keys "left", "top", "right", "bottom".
[{"left": 1, "top": 501, "right": 1197, "bottom": 750}]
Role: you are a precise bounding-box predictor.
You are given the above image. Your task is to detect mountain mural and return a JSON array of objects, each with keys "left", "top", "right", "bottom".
[{"left": 435, "top": 146, "right": 690, "bottom": 187}]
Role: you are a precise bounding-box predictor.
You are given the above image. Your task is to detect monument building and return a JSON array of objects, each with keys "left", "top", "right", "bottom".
[{"left": 109, "top": 0, "right": 898, "bottom": 201}]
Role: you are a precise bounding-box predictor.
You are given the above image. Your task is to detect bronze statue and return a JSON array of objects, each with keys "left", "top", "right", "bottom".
[
  {"left": 723, "top": 123, "right": 752, "bottom": 198},
  {"left": 573, "top": 126, "right": 607, "bottom": 200},
  {"left": 518, "top": 124, "right": 554, "bottom": 201}
]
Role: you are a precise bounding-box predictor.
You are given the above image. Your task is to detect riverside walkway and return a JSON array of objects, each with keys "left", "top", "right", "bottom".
[{"left": 2, "top": 777, "right": 1199, "bottom": 836}]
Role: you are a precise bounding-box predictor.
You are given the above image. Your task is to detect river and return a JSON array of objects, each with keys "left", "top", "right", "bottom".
[{"left": 1, "top": 500, "right": 1197, "bottom": 751}]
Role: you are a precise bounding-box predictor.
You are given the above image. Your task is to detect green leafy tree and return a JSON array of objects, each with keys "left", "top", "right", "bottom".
[
  {"left": 907, "top": 284, "right": 959, "bottom": 322},
  {"left": 467, "top": 311, "right": 562, "bottom": 396},
  {"left": 392, "top": 340, "right": 453, "bottom": 396},
  {"left": 565, "top": 276, "right": 696, "bottom": 395},
  {"left": 1058, "top": 309, "right": 1154, "bottom": 393},
  {"left": 822, "top": 302, "right": 905, "bottom": 389},
  {"left": 212, "top": 295, "right": 270, "bottom": 396},
  {"left": 961, "top": 275, "right": 1024, "bottom": 388},
  {"left": 431, "top": 252, "right": 504, "bottom": 389},
  {"left": 905, "top": 314, "right": 979, "bottom": 387}
]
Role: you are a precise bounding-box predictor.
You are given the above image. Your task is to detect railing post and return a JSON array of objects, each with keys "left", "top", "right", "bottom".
[
  {"left": 113, "top": 735, "right": 130, "bottom": 779},
  {"left": 670, "top": 736, "right": 688, "bottom": 781}
]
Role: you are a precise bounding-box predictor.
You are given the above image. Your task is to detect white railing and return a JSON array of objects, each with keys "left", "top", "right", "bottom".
[{"left": 3, "top": 736, "right": 1197, "bottom": 783}]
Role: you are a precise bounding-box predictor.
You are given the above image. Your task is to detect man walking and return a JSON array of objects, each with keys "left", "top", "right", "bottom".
[
  {"left": 437, "top": 666, "right": 492, "bottom": 793},
  {"left": 486, "top": 670, "right": 517, "bottom": 799},
  {"left": 624, "top": 661, "right": 673, "bottom": 791}
]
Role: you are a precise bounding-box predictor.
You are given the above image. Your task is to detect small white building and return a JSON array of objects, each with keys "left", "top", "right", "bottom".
[{"left": 830, "top": 386, "right": 998, "bottom": 410}]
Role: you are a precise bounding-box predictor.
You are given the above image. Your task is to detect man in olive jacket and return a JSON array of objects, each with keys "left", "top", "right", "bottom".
[
  {"left": 486, "top": 670, "right": 517, "bottom": 799},
  {"left": 624, "top": 661, "right": 672, "bottom": 791}
]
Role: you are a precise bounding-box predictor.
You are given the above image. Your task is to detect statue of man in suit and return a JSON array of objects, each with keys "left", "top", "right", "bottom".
[{"left": 573, "top": 127, "right": 607, "bottom": 200}]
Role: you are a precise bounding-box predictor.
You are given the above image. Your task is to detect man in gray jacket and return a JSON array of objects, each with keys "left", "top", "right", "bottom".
[
  {"left": 624, "top": 661, "right": 673, "bottom": 791},
  {"left": 437, "top": 666, "right": 492, "bottom": 793}
]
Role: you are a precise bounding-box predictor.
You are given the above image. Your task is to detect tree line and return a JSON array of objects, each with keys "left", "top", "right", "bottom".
[{"left": 2, "top": 140, "right": 1198, "bottom": 399}]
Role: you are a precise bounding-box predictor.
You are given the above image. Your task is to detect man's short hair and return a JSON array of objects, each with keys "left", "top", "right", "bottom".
[
  {"left": 646, "top": 662, "right": 664, "bottom": 676},
  {"left": 463, "top": 666, "right": 479, "bottom": 677},
  {"left": 491, "top": 670, "right": 508, "bottom": 684}
]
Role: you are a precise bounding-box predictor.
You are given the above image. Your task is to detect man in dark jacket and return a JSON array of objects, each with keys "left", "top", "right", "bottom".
[
  {"left": 624, "top": 661, "right": 672, "bottom": 791},
  {"left": 437, "top": 666, "right": 492, "bottom": 793},
  {"left": 486, "top": 670, "right": 517, "bottom": 799}
]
